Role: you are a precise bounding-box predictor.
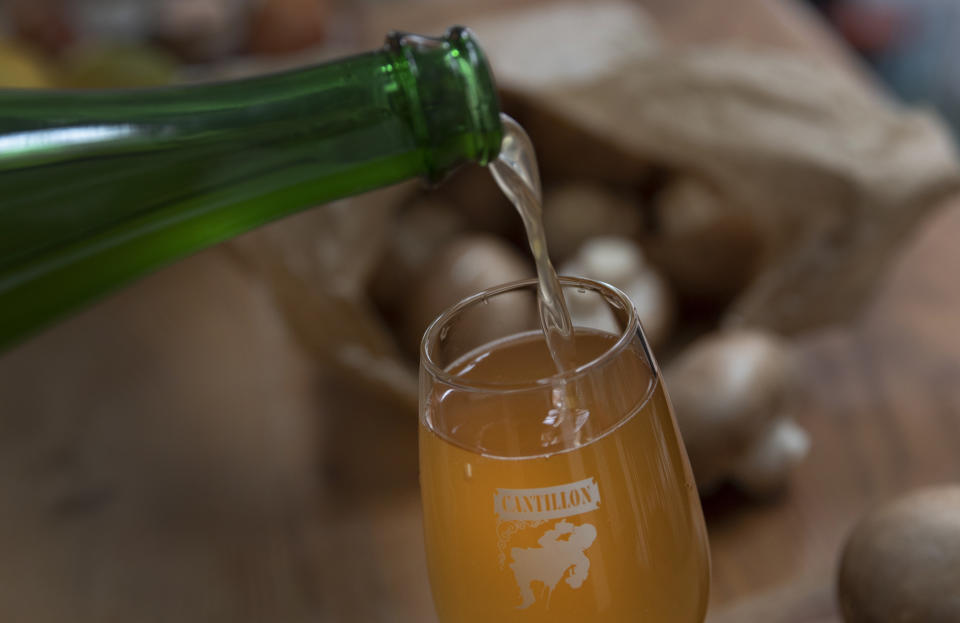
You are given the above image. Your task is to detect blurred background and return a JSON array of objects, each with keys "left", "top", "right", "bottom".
[{"left": 1, "top": 1, "right": 960, "bottom": 622}]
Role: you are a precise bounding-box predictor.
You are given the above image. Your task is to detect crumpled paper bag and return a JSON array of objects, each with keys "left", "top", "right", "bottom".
[
  {"left": 512, "top": 47, "right": 960, "bottom": 332},
  {"left": 238, "top": 0, "right": 960, "bottom": 405}
]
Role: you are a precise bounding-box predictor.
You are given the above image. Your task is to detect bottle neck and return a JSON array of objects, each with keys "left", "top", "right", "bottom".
[{"left": 386, "top": 26, "right": 503, "bottom": 181}]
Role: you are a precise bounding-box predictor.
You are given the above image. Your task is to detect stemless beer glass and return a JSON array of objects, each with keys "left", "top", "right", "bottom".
[{"left": 419, "top": 277, "right": 710, "bottom": 623}]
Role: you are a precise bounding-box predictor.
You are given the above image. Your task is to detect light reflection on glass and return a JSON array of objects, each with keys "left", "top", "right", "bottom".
[{"left": 0, "top": 125, "right": 139, "bottom": 158}]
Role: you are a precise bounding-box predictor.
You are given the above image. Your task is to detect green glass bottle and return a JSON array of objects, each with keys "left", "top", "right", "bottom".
[{"left": 0, "top": 27, "right": 502, "bottom": 350}]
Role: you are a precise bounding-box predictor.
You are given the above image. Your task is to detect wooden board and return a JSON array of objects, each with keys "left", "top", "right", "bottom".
[
  {"left": 352, "top": 2, "right": 960, "bottom": 621},
  {"left": 0, "top": 2, "right": 954, "bottom": 621},
  {"left": 705, "top": 195, "right": 960, "bottom": 621},
  {"left": 307, "top": 192, "right": 960, "bottom": 623}
]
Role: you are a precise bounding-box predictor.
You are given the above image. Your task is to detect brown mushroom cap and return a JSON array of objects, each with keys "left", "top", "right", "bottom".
[
  {"left": 400, "top": 234, "right": 534, "bottom": 357},
  {"left": 838, "top": 485, "right": 960, "bottom": 623},
  {"left": 644, "top": 175, "right": 761, "bottom": 306}
]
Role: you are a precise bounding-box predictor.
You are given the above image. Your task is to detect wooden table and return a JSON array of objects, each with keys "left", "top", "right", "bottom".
[
  {"left": 352, "top": 1, "right": 960, "bottom": 621},
  {"left": 1, "top": 2, "right": 957, "bottom": 621},
  {"left": 705, "top": 195, "right": 960, "bottom": 622},
  {"left": 311, "top": 200, "right": 960, "bottom": 623}
]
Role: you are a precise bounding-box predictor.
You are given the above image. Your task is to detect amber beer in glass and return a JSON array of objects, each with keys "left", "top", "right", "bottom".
[{"left": 419, "top": 277, "right": 710, "bottom": 623}]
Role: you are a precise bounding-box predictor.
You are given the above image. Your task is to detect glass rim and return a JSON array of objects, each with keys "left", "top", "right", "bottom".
[{"left": 420, "top": 276, "right": 640, "bottom": 394}]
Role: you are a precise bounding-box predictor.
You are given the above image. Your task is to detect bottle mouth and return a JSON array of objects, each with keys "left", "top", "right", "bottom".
[
  {"left": 443, "top": 26, "right": 503, "bottom": 165},
  {"left": 385, "top": 26, "right": 504, "bottom": 174}
]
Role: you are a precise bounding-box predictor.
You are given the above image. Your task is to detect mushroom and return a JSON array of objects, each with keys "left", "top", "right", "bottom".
[
  {"left": 247, "top": 0, "right": 329, "bottom": 56},
  {"left": 543, "top": 182, "right": 641, "bottom": 263},
  {"left": 369, "top": 196, "right": 466, "bottom": 313},
  {"left": 436, "top": 163, "right": 519, "bottom": 238},
  {"left": 644, "top": 175, "right": 761, "bottom": 306},
  {"left": 838, "top": 486, "right": 960, "bottom": 623},
  {"left": 401, "top": 234, "right": 534, "bottom": 357},
  {"left": 663, "top": 329, "right": 809, "bottom": 495},
  {"left": 154, "top": 0, "right": 251, "bottom": 62},
  {"left": 6, "top": 0, "right": 75, "bottom": 57},
  {"left": 560, "top": 236, "right": 674, "bottom": 349}
]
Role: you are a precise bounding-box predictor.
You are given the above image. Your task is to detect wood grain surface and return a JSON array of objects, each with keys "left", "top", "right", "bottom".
[
  {"left": 308, "top": 195, "right": 960, "bottom": 623},
  {"left": 0, "top": 2, "right": 956, "bottom": 622},
  {"left": 705, "top": 195, "right": 960, "bottom": 622},
  {"left": 360, "top": 2, "right": 960, "bottom": 621}
]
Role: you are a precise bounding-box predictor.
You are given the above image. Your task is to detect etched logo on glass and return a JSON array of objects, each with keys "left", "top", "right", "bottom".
[{"left": 494, "top": 478, "right": 601, "bottom": 609}]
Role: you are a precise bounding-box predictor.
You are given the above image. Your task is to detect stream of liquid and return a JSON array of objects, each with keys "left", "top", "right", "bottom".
[
  {"left": 490, "top": 114, "right": 577, "bottom": 372},
  {"left": 489, "top": 114, "right": 585, "bottom": 443}
]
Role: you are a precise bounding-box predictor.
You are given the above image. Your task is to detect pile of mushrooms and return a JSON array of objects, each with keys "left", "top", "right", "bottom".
[
  {"left": 539, "top": 184, "right": 810, "bottom": 495},
  {"left": 367, "top": 174, "right": 813, "bottom": 495},
  {"left": 561, "top": 235, "right": 809, "bottom": 495}
]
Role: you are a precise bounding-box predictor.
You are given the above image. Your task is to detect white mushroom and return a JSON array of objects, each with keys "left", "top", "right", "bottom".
[
  {"left": 664, "top": 329, "right": 809, "bottom": 495},
  {"left": 560, "top": 236, "right": 674, "bottom": 348},
  {"left": 729, "top": 416, "right": 810, "bottom": 495},
  {"left": 543, "top": 182, "right": 640, "bottom": 262}
]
